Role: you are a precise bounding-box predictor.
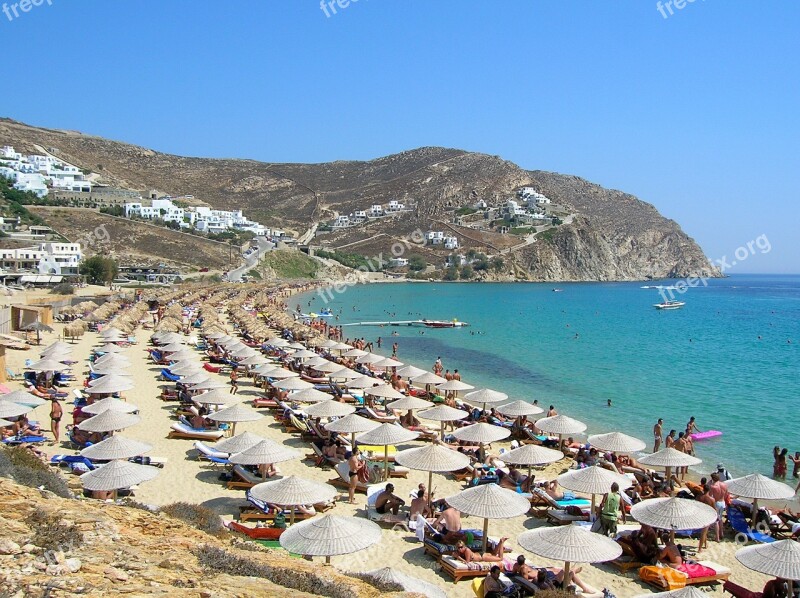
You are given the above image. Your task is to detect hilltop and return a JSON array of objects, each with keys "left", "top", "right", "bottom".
[{"left": 0, "top": 118, "right": 718, "bottom": 281}]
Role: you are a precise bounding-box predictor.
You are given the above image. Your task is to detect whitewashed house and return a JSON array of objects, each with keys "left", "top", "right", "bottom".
[
  {"left": 386, "top": 200, "right": 405, "bottom": 213},
  {"left": 389, "top": 257, "right": 408, "bottom": 268},
  {"left": 334, "top": 215, "right": 351, "bottom": 228},
  {"left": 425, "top": 231, "right": 444, "bottom": 245},
  {"left": 37, "top": 242, "right": 82, "bottom": 276},
  {"left": 353, "top": 210, "right": 367, "bottom": 223},
  {"left": 369, "top": 204, "right": 384, "bottom": 217},
  {"left": 444, "top": 236, "right": 459, "bottom": 250}
]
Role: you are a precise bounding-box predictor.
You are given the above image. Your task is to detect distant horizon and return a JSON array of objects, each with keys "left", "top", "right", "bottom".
[{"left": 2, "top": 1, "right": 796, "bottom": 273}]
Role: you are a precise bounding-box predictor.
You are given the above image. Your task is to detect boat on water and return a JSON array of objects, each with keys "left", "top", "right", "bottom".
[
  {"left": 552, "top": 288, "right": 563, "bottom": 292},
  {"left": 420, "top": 319, "right": 468, "bottom": 328},
  {"left": 654, "top": 301, "right": 685, "bottom": 310}
]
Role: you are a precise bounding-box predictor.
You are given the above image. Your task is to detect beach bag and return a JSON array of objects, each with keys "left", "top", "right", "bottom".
[
  {"left": 566, "top": 505, "right": 584, "bottom": 516},
  {"left": 273, "top": 512, "right": 286, "bottom": 529},
  {"left": 639, "top": 565, "right": 687, "bottom": 590}
]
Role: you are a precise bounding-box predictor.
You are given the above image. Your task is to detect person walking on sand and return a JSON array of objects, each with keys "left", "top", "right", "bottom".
[
  {"left": 599, "top": 482, "right": 625, "bottom": 536},
  {"left": 229, "top": 368, "right": 239, "bottom": 394},
  {"left": 653, "top": 418, "right": 663, "bottom": 452},
  {"left": 347, "top": 448, "right": 365, "bottom": 504},
  {"left": 49, "top": 398, "right": 63, "bottom": 444}
]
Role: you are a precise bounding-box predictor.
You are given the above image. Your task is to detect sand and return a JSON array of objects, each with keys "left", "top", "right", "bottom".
[{"left": 3, "top": 288, "right": 784, "bottom": 598}]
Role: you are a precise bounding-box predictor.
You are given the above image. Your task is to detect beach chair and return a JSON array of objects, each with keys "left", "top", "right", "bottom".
[
  {"left": 194, "top": 441, "right": 229, "bottom": 465},
  {"left": 529, "top": 487, "right": 591, "bottom": 517},
  {"left": 328, "top": 462, "right": 372, "bottom": 494},
  {"left": 360, "top": 407, "right": 398, "bottom": 424},
  {"left": 160, "top": 369, "right": 181, "bottom": 382},
  {"left": 49, "top": 455, "right": 96, "bottom": 472},
  {"left": 238, "top": 491, "right": 318, "bottom": 522},
  {"left": 226, "top": 464, "right": 280, "bottom": 490},
  {"left": 167, "top": 422, "right": 224, "bottom": 441},
  {"left": 723, "top": 581, "right": 764, "bottom": 598},
  {"left": 728, "top": 506, "right": 776, "bottom": 543},
  {"left": 639, "top": 561, "right": 731, "bottom": 590},
  {"left": 546, "top": 507, "right": 590, "bottom": 525}
]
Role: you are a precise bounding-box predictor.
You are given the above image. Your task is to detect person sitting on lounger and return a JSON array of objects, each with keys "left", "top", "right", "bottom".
[
  {"left": 400, "top": 410, "right": 419, "bottom": 428},
  {"left": 452, "top": 537, "right": 508, "bottom": 563},
  {"left": 434, "top": 506, "right": 463, "bottom": 544},
  {"left": 657, "top": 537, "right": 683, "bottom": 567},
  {"left": 257, "top": 463, "right": 277, "bottom": 478},
  {"left": 409, "top": 489, "right": 433, "bottom": 521},
  {"left": 618, "top": 524, "right": 659, "bottom": 564},
  {"left": 375, "top": 483, "right": 405, "bottom": 515}
]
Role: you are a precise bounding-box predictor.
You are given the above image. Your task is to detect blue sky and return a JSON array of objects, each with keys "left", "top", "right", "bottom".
[{"left": 2, "top": 0, "right": 798, "bottom": 272}]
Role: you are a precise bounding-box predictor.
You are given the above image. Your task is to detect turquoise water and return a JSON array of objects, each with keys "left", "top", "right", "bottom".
[{"left": 295, "top": 275, "right": 800, "bottom": 477}]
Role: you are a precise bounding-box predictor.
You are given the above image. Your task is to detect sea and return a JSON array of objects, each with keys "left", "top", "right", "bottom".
[{"left": 295, "top": 274, "right": 800, "bottom": 478}]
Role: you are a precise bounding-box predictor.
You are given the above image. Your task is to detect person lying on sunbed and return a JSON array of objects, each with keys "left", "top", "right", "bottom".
[
  {"left": 12, "top": 415, "right": 39, "bottom": 436},
  {"left": 498, "top": 465, "right": 535, "bottom": 493},
  {"left": 451, "top": 536, "right": 508, "bottom": 563}
]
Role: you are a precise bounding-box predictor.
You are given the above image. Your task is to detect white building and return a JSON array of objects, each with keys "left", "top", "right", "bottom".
[
  {"left": 444, "top": 236, "right": 459, "bottom": 250},
  {"left": 504, "top": 200, "right": 528, "bottom": 217},
  {"left": 333, "top": 215, "right": 351, "bottom": 228},
  {"left": 369, "top": 204, "right": 384, "bottom": 217},
  {"left": 389, "top": 257, "right": 408, "bottom": 268},
  {"left": 37, "top": 242, "right": 82, "bottom": 276},
  {"left": 386, "top": 200, "right": 405, "bottom": 213},
  {"left": 518, "top": 187, "right": 551, "bottom": 205},
  {"left": 13, "top": 172, "right": 49, "bottom": 197},
  {"left": 352, "top": 210, "right": 367, "bottom": 223},
  {"left": 425, "top": 231, "right": 445, "bottom": 245}
]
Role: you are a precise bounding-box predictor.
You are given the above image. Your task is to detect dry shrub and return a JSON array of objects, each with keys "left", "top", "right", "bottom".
[
  {"left": 0, "top": 446, "right": 72, "bottom": 498},
  {"left": 161, "top": 502, "right": 225, "bottom": 537},
  {"left": 29, "top": 507, "right": 84, "bottom": 553}
]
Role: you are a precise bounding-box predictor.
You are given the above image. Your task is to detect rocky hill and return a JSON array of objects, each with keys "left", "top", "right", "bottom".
[
  {"left": 0, "top": 479, "right": 415, "bottom": 598},
  {"left": 0, "top": 118, "right": 718, "bottom": 281}
]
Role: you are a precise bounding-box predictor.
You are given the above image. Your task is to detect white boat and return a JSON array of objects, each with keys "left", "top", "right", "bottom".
[{"left": 654, "top": 301, "right": 685, "bottom": 310}]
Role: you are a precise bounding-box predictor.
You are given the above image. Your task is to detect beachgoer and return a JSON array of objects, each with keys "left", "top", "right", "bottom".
[
  {"left": 653, "top": 418, "right": 663, "bottom": 452},
  {"left": 697, "top": 483, "right": 718, "bottom": 547},
  {"left": 657, "top": 537, "right": 683, "bottom": 567},
  {"left": 49, "top": 398, "right": 63, "bottom": 443},
  {"left": 435, "top": 506, "right": 463, "bottom": 543},
  {"left": 708, "top": 472, "right": 729, "bottom": 540},
  {"left": 665, "top": 429, "right": 676, "bottom": 449},
  {"left": 452, "top": 537, "right": 507, "bottom": 563},
  {"left": 484, "top": 565, "right": 514, "bottom": 598},
  {"left": 409, "top": 489, "right": 432, "bottom": 520},
  {"left": 229, "top": 369, "right": 238, "bottom": 394},
  {"left": 774, "top": 447, "right": 788, "bottom": 480},
  {"left": 374, "top": 483, "right": 405, "bottom": 515},
  {"left": 763, "top": 579, "right": 790, "bottom": 598},
  {"left": 686, "top": 416, "right": 700, "bottom": 435},
  {"left": 347, "top": 448, "right": 365, "bottom": 504},
  {"left": 547, "top": 405, "right": 557, "bottom": 417},
  {"left": 599, "top": 482, "right": 625, "bottom": 536}
]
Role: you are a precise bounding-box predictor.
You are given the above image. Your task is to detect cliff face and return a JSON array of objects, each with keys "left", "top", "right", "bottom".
[
  {"left": 0, "top": 118, "right": 718, "bottom": 281},
  {"left": 0, "top": 480, "right": 413, "bottom": 598}
]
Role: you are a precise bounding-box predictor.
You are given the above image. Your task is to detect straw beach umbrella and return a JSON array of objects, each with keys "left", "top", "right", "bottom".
[
  {"left": 342, "top": 375, "right": 379, "bottom": 391},
  {"left": 81, "top": 398, "right": 138, "bottom": 415},
  {"left": 558, "top": 465, "right": 632, "bottom": 517},
  {"left": 194, "top": 388, "right": 242, "bottom": 406},
  {"left": 446, "top": 484, "right": 530, "bottom": 553},
  {"left": 93, "top": 353, "right": 131, "bottom": 368},
  {"left": 725, "top": 473, "right": 795, "bottom": 521},
  {"left": 0, "top": 401, "right": 34, "bottom": 419},
  {"left": 355, "top": 353, "right": 383, "bottom": 365},
  {"left": 189, "top": 379, "right": 229, "bottom": 391},
  {"left": 497, "top": 400, "right": 544, "bottom": 418},
  {"left": 214, "top": 431, "right": 264, "bottom": 454},
  {"left": 386, "top": 395, "right": 432, "bottom": 411},
  {"left": 362, "top": 568, "right": 446, "bottom": 598},
  {"left": 436, "top": 379, "right": 474, "bottom": 396},
  {"left": 229, "top": 440, "right": 301, "bottom": 480},
  {"left": 588, "top": 432, "right": 647, "bottom": 454},
  {"left": 279, "top": 515, "right": 382, "bottom": 564},
  {"left": 633, "top": 588, "right": 708, "bottom": 598},
  {"left": 418, "top": 404, "right": 469, "bottom": 440},
  {"left": 313, "top": 360, "right": 347, "bottom": 374},
  {"left": 273, "top": 377, "right": 314, "bottom": 391},
  {"left": 630, "top": 497, "right": 718, "bottom": 543},
  {"left": 250, "top": 475, "right": 337, "bottom": 524},
  {"left": 0, "top": 390, "right": 47, "bottom": 408},
  {"left": 452, "top": 422, "right": 511, "bottom": 460},
  {"left": 207, "top": 403, "right": 264, "bottom": 435},
  {"left": 328, "top": 368, "right": 362, "bottom": 381},
  {"left": 27, "top": 358, "right": 69, "bottom": 372},
  {"left": 364, "top": 384, "right": 404, "bottom": 401},
  {"left": 356, "top": 423, "right": 418, "bottom": 480},
  {"left": 396, "top": 365, "right": 426, "bottom": 379},
  {"left": 395, "top": 444, "right": 470, "bottom": 509},
  {"left": 77, "top": 409, "right": 140, "bottom": 433},
  {"left": 535, "top": 414, "right": 587, "bottom": 448},
  {"left": 463, "top": 388, "right": 508, "bottom": 410},
  {"left": 503, "top": 443, "right": 563, "bottom": 479},
  {"left": 0, "top": 418, "right": 14, "bottom": 428},
  {"left": 85, "top": 376, "right": 134, "bottom": 395},
  {"left": 303, "top": 400, "right": 355, "bottom": 419},
  {"left": 373, "top": 357, "right": 403, "bottom": 369},
  {"left": 637, "top": 448, "right": 702, "bottom": 487},
  {"left": 80, "top": 435, "right": 151, "bottom": 460},
  {"left": 80, "top": 460, "right": 159, "bottom": 499},
  {"left": 736, "top": 539, "right": 800, "bottom": 591},
  {"left": 288, "top": 387, "right": 336, "bottom": 403},
  {"left": 324, "top": 413, "right": 380, "bottom": 448},
  {"left": 518, "top": 524, "right": 622, "bottom": 581},
  {"left": 410, "top": 372, "right": 447, "bottom": 388}
]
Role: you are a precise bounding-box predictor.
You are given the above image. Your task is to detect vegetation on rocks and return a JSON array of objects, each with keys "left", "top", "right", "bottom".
[
  {"left": 0, "top": 446, "right": 72, "bottom": 498},
  {"left": 161, "top": 502, "right": 225, "bottom": 537}
]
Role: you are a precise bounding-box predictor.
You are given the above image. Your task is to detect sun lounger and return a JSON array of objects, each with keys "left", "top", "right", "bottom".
[
  {"left": 639, "top": 561, "right": 731, "bottom": 590},
  {"left": 546, "top": 508, "right": 590, "bottom": 525},
  {"left": 227, "top": 464, "right": 280, "bottom": 490},
  {"left": 168, "top": 422, "right": 224, "bottom": 441},
  {"left": 328, "top": 462, "right": 374, "bottom": 494},
  {"left": 360, "top": 407, "right": 398, "bottom": 423},
  {"left": 530, "top": 487, "right": 591, "bottom": 517},
  {"left": 728, "top": 506, "right": 775, "bottom": 543},
  {"left": 252, "top": 396, "right": 279, "bottom": 409},
  {"left": 723, "top": 581, "right": 763, "bottom": 598},
  {"left": 161, "top": 369, "right": 181, "bottom": 382},
  {"left": 439, "top": 553, "right": 521, "bottom": 584},
  {"left": 194, "top": 441, "right": 230, "bottom": 465},
  {"left": 227, "top": 520, "right": 285, "bottom": 540},
  {"left": 238, "top": 491, "right": 320, "bottom": 522},
  {"left": 50, "top": 454, "right": 96, "bottom": 472}
]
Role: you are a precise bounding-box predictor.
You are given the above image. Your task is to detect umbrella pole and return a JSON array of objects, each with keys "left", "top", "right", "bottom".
[
  {"left": 752, "top": 498, "right": 759, "bottom": 525},
  {"left": 290, "top": 508, "right": 296, "bottom": 525},
  {"left": 564, "top": 560, "right": 571, "bottom": 583},
  {"left": 440, "top": 421, "right": 445, "bottom": 441},
  {"left": 428, "top": 470, "right": 433, "bottom": 510},
  {"left": 591, "top": 493, "right": 597, "bottom": 521},
  {"left": 482, "top": 518, "right": 489, "bottom": 554},
  {"left": 325, "top": 556, "right": 330, "bottom": 565},
  {"left": 384, "top": 446, "right": 389, "bottom": 481}
]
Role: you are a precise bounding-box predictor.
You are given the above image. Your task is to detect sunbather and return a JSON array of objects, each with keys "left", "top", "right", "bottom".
[
  {"left": 374, "top": 483, "right": 405, "bottom": 515},
  {"left": 617, "top": 524, "right": 659, "bottom": 564},
  {"left": 451, "top": 536, "right": 507, "bottom": 563}
]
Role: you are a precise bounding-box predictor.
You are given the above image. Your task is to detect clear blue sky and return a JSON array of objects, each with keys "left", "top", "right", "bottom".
[{"left": 2, "top": 1, "right": 798, "bottom": 272}]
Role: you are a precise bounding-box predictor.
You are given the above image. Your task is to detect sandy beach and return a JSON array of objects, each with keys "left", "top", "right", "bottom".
[{"left": 2, "top": 285, "right": 791, "bottom": 598}]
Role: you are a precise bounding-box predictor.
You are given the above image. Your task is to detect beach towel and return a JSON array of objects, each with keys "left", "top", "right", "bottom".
[
  {"left": 639, "top": 565, "right": 688, "bottom": 590},
  {"left": 676, "top": 563, "right": 716, "bottom": 579}
]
